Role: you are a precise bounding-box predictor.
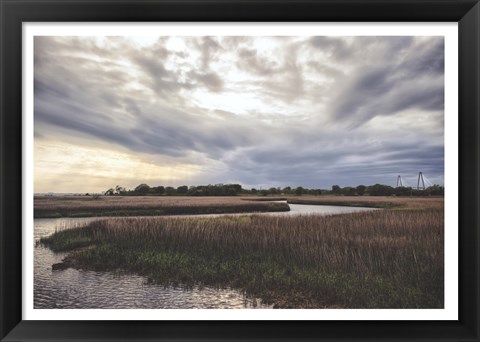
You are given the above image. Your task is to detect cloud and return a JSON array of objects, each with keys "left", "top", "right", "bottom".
[
  {"left": 237, "top": 48, "right": 280, "bottom": 76},
  {"left": 188, "top": 71, "right": 224, "bottom": 92},
  {"left": 192, "top": 36, "right": 222, "bottom": 70},
  {"left": 329, "top": 37, "right": 444, "bottom": 125},
  {"left": 34, "top": 36, "right": 445, "bottom": 191},
  {"left": 123, "top": 98, "right": 142, "bottom": 116},
  {"left": 309, "top": 37, "right": 350, "bottom": 60},
  {"left": 132, "top": 53, "right": 189, "bottom": 99},
  {"left": 237, "top": 41, "right": 306, "bottom": 103}
]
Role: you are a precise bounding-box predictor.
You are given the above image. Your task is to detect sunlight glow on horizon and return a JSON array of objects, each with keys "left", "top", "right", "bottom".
[{"left": 34, "top": 140, "right": 201, "bottom": 193}]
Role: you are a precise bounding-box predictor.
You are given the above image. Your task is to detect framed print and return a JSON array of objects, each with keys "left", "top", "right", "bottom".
[{"left": 1, "top": 0, "right": 479, "bottom": 341}]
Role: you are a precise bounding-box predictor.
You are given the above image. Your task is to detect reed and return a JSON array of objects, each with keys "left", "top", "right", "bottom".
[
  {"left": 41, "top": 210, "right": 444, "bottom": 308},
  {"left": 34, "top": 196, "right": 289, "bottom": 218}
]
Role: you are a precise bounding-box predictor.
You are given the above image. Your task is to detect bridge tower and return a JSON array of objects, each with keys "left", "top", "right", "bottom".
[
  {"left": 417, "top": 172, "right": 426, "bottom": 190},
  {"left": 396, "top": 175, "right": 404, "bottom": 187}
]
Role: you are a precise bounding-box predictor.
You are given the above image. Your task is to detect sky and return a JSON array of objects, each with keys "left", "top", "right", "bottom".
[{"left": 34, "top": 36, "right": 444, "bottom": 193}]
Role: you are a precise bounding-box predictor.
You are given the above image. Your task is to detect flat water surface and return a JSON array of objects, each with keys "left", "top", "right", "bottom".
[{"left": 270, "top": 202, "right": 376, "bottom": 216}]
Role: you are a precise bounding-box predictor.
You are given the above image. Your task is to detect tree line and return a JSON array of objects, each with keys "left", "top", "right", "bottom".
[
  {"left": 104, "top": 184, "right": 244, "bottom": 196},
  {"left": 104, "top": 183, "right": 444, "bottom": 197}
]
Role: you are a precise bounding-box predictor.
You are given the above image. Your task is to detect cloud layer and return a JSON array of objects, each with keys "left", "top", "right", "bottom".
[{"left": 34, "top": 36, "right": 444, "bottom": 192}]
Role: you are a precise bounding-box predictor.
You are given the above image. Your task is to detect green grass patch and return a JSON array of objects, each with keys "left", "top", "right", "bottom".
[{"left": 40, "top": 226, "right": 95, "bottom": 252}]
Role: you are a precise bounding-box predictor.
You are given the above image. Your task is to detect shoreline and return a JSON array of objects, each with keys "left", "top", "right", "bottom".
[{"left": 34, "top": 195, "right": 443, "bottom": 218}]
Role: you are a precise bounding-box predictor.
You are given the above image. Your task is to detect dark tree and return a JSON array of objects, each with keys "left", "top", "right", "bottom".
[
  {"left": 104, "top": 188, "right": 115, "bottom": 196},
  {"left": 134, "top": 184, "right": 150, "bottom": 195},
  {"left": 295, "top": 186, "right": 304, "bottom": 195},
  {"left": 177, "top": 185, "right": 188, "bottom": 194},
  {"left": 114, "top": 185, "right": 126, "bottom": 195},
  {"left": 165, "top": 186, "right": 176, "bottom": 195},
  {"left": 332, "top": 185, "right": 341, "bottom": 195},
  {"left": 343, "top": 187, "right": 357, "bottom": 196},
  {"left": 151, "top": 186, "right": 165, "bottom": 195},
  {"left": 426, "top": 184, "right": 444, "bottom": 196},
  {"left": 356, "top": 185, "right": 367, "bottom": 196},
  {"left": 366, "top": 184, "right": 394, "bottom": 196},
  {"left": 269, "top": 187, "right": 279, "bottom": 195}
]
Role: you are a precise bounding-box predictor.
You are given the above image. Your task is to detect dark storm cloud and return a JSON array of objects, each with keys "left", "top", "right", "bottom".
[
  {"left": 34, "top": 36, "right": 444, "bottom": 190},
  {"left": 123, "top": 98, "right": 142, "bottom": 116},
  {"left": 128, "top": 106, "right": 260, "bottom": 158},
  {"left": 36, "top": 73, "right": 260, "bottom": 158},
  {"left": 224, "top": 142, "right": 443, "bottom": 188},
  {"left": 34, "top": 35, "right": 262, "bottom": 159},
  {"left": 236, "top": 42, "right": 306, "bottom": 103},
  {"left": 35, "top": 102, "right": 136, "bottom": 149},
  {"left": 405, "top": 38, "right": 444, "bottom": 75},
  {"left": 218, "top": 120, "right": 444, "bottom": 188},
  {"left": 377, "top": 144, "right": 444, "bottom": 162},
  {"left": 329, "top": 37, "right": 444, "bottom": 125},
  {"left": 128, "top": 37, "right": 226, "bottom": 97},
  {"left": 133, "top": 54, "right": 190, "bottom": 98}
]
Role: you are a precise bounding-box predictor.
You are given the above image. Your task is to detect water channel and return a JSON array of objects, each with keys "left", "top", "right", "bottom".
[{"left": 34, "top": 203, "right": 376, "bottom": 309}]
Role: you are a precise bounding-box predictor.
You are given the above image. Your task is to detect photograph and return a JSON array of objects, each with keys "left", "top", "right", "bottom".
[
  {"left": 33, "top": 34, "right": 446, "bottom": 310},
  {"left": 1, "top": 0, "right": 479, "bottom": 341}
]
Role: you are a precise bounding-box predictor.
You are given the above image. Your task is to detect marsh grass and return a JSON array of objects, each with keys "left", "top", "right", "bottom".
[
  {"left": 34, "top": 196, "right": 290, "bottom": 218},
  {"left": 40, "top": 210, "right": 444, "bottom": 308}
]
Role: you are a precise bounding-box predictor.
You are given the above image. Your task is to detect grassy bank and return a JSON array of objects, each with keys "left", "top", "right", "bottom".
[
  {"left": 34, "top": 196, "right": 290, "bottom": 218},
  {"left": 41, "top": 210, "right": 444, "bottom": 308}
]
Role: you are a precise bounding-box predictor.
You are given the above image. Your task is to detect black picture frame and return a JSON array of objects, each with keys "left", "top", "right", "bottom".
[{"left": 1, "top": 0, "right": 479, "bottom": 341}]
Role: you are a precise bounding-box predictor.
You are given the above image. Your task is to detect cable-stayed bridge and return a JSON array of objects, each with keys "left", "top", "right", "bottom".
[{"left": 396, "top": 172, "right": 435, "bottom": 190}]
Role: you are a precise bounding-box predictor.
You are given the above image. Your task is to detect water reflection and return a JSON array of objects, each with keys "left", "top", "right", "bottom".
[{"left": 269, "top": 202, "right": 377, "bottom": 216}]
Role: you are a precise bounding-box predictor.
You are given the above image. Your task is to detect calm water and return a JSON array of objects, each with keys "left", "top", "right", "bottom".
[
  {"left": 34, "top": 203, "right": 376, "bottom": 309},
  {"left": 269, "top": 202, "right": 376, "bottom": 216}
]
